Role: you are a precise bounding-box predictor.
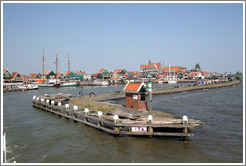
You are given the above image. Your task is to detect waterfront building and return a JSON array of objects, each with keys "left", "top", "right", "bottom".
[
  {"left": 28, "top": 73, "right": 42, "bottom": 82},
  {"left": 128, "top": 71, "right": 140, "bottom": 79},
  {"left": 3, "top": 69, "right": 12, "bottom": 79},
  {"left": 189, "top": 68, "right": 204, "bottom": 79},
  {"left": 44, "top": 71, "right": 56, "bottom": 80},
  {"left": 111, "top": 69, "right": 128, "bottom": 79},
  {"left": 163, "top": 66, "right": 180, "bottom": 80},
  {"left": 66, "top": 71, "right": 82, "bottom": 81},
  {"left": 56, "top": 73, "right": 67, "bottom": 81},
  {"left": 96, "top": 68, "right": 110, "bottom": 80},
  {"left": 123, "top": 82, "right": 147, "bottom": 110},
  {"left": 140, "top": 61, "right": 163, "bottom": 78},
  {"left": 4, "top": 71, "right": 25, "bottom": 83},
  {"left": 91, "top": 73, "right": 98, "bottom": 80}
]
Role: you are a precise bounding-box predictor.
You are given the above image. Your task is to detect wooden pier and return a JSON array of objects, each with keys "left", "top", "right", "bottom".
[{"left": 33, "top": 93, "right": 204, "bottom": 141}]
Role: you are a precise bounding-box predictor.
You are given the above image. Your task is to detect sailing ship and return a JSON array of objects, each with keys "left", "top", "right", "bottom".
[
  {"left": 167, "top": 65, "right": 177, "bottom": 84},
  {"left": 53, "top": 48, "right": 60, "bottom": 88}
]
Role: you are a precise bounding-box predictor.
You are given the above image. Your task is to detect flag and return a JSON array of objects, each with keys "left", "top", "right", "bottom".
[{"left": 67, "top": 54, "right": 69, "bottom": 57}]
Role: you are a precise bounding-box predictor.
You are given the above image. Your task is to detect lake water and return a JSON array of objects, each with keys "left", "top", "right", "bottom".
[{"left": 2, "top": 83, "right": 244, "bottom": 163}]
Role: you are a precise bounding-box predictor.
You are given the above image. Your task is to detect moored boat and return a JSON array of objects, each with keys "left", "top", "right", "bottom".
[
  {"left": 38, "top": 84, "right": 55, "bottom": 88},
  {"left": 61, "top": 82, "right": 79, "bottom": 87}
]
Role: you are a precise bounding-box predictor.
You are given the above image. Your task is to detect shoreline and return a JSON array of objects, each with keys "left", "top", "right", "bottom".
[{"left": 90, "top": 79, "right": 241, "bottom": 102}]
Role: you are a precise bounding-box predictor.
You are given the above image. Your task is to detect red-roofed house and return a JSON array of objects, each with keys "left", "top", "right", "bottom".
[
  {"left": 3, "top": 69, "right": 12, "bottom": 79},
  {"left": 96, "top": 68, "right": 110, "bottom": 80},
  {"left": 123, "top": 82, "right": 147, "bottom": 110},
  {"left": 4, "top": 72, "right": 25, "bottom": 83},
  {"left": 56, "top": 73, "right": 67, "bottom": 80},
  {"left": 128, "top": 71, "right": 140, "bottom": 79},
  {"left": 140, "top": 61, "right": 163, "bottom": 78},
  {"left": 111, "top": 69, "right": 127, "bottom": 79},
  {"left": 27, "top": 73, "right": 42, "bottom": 82}
]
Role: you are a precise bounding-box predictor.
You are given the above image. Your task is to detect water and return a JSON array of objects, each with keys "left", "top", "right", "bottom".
[{"left": 3, "top": 83, "right": 243, "bottom": 163}]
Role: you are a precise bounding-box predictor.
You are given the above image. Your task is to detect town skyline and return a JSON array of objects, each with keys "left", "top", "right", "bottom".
[{"left": 2, "top": 2, "right": 244, "bottom": 74}]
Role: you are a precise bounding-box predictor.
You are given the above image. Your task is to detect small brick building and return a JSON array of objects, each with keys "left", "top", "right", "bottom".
[{"left": 123, "top": 82, "right": 147, "bottom": 110}]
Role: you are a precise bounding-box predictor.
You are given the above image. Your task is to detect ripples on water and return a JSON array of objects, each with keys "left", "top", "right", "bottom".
[{"left": 3, "top": 83, "right": 243, "bottom": 163}]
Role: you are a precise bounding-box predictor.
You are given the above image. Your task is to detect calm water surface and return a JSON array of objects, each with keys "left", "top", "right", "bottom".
[{"left": 3, "top": 83, "right": 243, "bottom": 163}]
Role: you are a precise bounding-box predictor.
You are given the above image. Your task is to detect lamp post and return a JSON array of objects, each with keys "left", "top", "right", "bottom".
[{"left": 147, "top": 74, "right": 152, "bottom": 113}]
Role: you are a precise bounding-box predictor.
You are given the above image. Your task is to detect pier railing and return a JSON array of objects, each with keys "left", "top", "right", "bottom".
[{"left": 32, "top": 95, "right": 202, "bottom": 141}]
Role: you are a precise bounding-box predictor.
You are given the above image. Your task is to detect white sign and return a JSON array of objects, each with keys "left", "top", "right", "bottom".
[
  {"left": 133, "top": 95, "right": 138, "bottom": 100},
  {"left": 131, "top": 127, "right": 147, "bottom": 132}
]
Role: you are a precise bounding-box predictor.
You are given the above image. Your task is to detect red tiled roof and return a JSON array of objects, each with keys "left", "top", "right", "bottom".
[
  {"left": 153, "top": 63, "right": 160, "bottom": 70},
  {"left": 12, "top": 72, "right": 19, "bottom": 79},
  {"left": 56, "top": 73, "right": 62, "bottom": 77},
  {"left": 30, "top": 73, "right": 37, "bottom": 78},
  {"left": 91, "top": 73, "right": 98, "bottom": 77},
  {"left": 123, "top": 82, "right": 146, "bottom": 92},
  {"left": 65, "top": 71, "right": 70, "bottom": 75},
  {"left": 141, "top": 63, "right": 160, "bottom": 70},
  {"left": 98, "top": 68, "right": 105, "bottom": 74},
  {"left": 113, "top": 69, "right": 122, "bottom": 73},
  {"left": 44, "top": 71, "right": 51, "bottom": 76},
  {"left": 140, "top": 64, "right": 151, "bottom": 70},
  {"left": 164, "top": 66, "right": 180, "bottom": 73}
]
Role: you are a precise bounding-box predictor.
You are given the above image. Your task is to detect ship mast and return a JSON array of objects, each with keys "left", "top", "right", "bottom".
[
  {"left": 43, "top": 47, "right": 45, "bottom": 84},
  {"left": 68, "top": 54, "right": 70, "bottom": 74},
  {"left": 56, "top": 47, "right": 58, "bottom": 83}
]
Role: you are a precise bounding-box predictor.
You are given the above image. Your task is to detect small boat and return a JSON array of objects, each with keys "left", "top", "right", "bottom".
[
  {"left": 101, "top": 81, "right": 109, "bottom": 86},
  {"left": 26, "top": 84, "right": 39, "bottom": 90},
  {"left": 61, "top": 82, "right": 79, "bottom": 87},
  {"left": 168, "top": 80, "right": 177, "bottom": 84},
  {"left": 94, "top": 80, "right": 109, "bottom": 86},
  {"left": 38, "top": 84, "right": 54, "bottom": 88}
]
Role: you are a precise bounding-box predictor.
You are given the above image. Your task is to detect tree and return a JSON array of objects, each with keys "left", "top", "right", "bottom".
[{"left": 195, "top": 63, "right": 201, "bottom": 70}]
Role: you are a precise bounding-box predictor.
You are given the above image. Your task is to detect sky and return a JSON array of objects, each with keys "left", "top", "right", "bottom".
[{"left": 2, "top": 2, "right": 244, "bottom": 75}]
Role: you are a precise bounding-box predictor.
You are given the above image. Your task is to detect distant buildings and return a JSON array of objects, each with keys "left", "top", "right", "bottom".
[
  {"left": 140, "top": 61, "right": 163, "bottom": 78},
  {"left": 3, "top": 61, "right": 234, "bottom": 85}
]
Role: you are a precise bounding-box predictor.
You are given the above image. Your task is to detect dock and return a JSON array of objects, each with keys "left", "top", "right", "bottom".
[{"left": 33, "top": 93, "right": 204, "bottom": 141}]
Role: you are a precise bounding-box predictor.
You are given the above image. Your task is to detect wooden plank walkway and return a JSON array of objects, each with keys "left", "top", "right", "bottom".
[{"left": 33, "top": 95, "right": 201, "bottom": 141}]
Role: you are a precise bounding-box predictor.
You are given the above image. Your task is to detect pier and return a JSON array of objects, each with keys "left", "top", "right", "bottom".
[
  {"left": 32, "top": 79, "right": 240, "bottom": 141},
  {"left": 33, "top": 93, "right": 204, "bottom": 141}
]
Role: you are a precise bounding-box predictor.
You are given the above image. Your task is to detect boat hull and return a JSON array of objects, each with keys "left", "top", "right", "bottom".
[
  {"left": 61, "top": 82, "right": 79, "bottom": 87},
  {"left": 168, "top": 80, "right": 177, "bottom": 84},
  {"left": 38, "top": 84, "right": 55, "bottom": 88}
]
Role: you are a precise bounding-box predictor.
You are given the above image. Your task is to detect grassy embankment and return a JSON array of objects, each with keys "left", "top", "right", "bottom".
[{"left": 70, "top": 79, "right": 241, "bottom": 112}]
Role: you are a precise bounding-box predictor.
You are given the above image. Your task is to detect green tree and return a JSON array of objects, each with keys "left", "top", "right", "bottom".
[{"left": 195, "top": 63, "right": 201, "bottom": 70}]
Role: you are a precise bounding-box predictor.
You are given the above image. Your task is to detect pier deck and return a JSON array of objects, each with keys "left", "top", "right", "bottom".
[{"left": 33, "top": 93, "right": 204, "bottom": 141}]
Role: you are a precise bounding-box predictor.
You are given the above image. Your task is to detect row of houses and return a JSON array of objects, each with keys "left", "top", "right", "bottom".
[
  {"left": 3, "top": 61, "right": 224, "bottom": 84},
  {"left": 3, "top": 69, "right": 89, "bottom": 84}
]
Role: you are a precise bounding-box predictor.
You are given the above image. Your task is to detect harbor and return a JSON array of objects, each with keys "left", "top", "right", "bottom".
[
  {"left": 3, "top": 81, "right": 243, "bottom": 163},
  {"left": 2, "top": 2, "right": 244, "bottom": 164}
]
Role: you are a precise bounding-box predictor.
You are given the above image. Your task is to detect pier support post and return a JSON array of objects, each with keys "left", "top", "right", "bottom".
[
  {"left": 147, "top": 114, "right": 153, "bottom": 138},
  {"left": 183, "top": 127, "right": 189, "bottom": 142}
]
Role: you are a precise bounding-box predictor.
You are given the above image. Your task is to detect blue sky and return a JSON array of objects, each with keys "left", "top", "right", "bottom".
[{"left": 3, "top": 2, "right": 244, "bottom": 74}]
